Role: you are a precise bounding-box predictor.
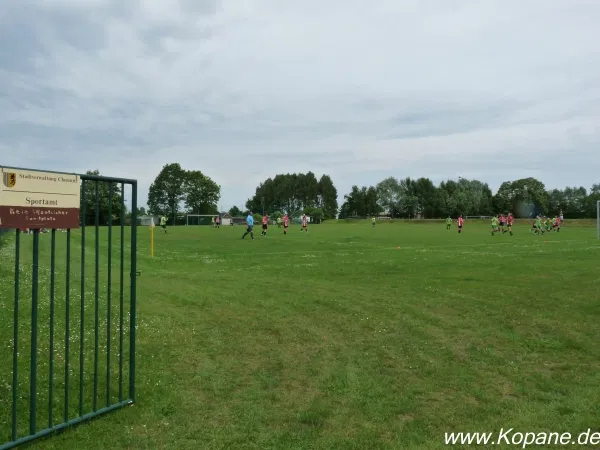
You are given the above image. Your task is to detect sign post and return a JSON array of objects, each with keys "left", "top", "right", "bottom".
[{"left": 0, "top": 167, "right": 80, "bottom": 229}]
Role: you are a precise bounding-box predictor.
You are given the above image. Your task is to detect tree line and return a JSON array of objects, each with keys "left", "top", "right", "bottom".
[
  {"left": 233, "top": 174, "right": 599, "bottom": 220},
  {"left": 238, "top": 172, "right": 338, "bottom": 223},
  {"left": 47, "top": 166, "right": 600, "bottom": 226},
  {"left": 341, "top": 176, "right": 600, "bottom": 219}
]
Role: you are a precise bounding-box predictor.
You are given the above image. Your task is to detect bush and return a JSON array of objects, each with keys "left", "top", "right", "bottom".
[{"left": 304, "top": 207, "right": 324, "bottom": 224}]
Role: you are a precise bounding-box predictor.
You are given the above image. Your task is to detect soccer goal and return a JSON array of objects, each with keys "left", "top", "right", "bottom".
[
  {"left": 139, "top": 215, "right": 158, "bottom": 226},
  {"left": 186, "top": 214, "right": 216, "bottom": 226}
]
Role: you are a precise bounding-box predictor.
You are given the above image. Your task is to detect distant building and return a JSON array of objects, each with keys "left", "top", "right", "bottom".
[{"left": 219, "top": 212, "right": 234, "bottom": 226}]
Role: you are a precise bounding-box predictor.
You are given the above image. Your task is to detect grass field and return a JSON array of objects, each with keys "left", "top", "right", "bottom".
[{"left": 1, "top": 220, "right": 600, "bottom": 449}]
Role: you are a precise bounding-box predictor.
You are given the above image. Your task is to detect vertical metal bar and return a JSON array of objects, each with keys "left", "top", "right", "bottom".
[
  {"left": 94, "top": 181, "right": 100, "bottom": 411},
  {"left": 12, "top": 229, "right": 21, "bottom": 441},
  {"left": 129, "top": 182, "right": 137, "bottom": 401},
  {"left": 64, "top": 229, "right": 71, "bottom": 422},
  {"left": 106, "top": 183, "right": 113, "bottom": 406},
  {"left": 49, "top": 229, "right": 56, "bottom": 428},
  {"left": 119, "top": 183, "right": 124, "bottom": 402},
  {"left": 79, "top": 180, "right": 86, "bottom": 416},
  {"left": 30, "top": 229, "right": 40, "bottom": 435}
]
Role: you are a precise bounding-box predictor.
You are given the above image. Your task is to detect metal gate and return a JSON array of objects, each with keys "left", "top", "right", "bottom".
[{"left": 1, "top": 169, "right": 138, "bottom": 449}]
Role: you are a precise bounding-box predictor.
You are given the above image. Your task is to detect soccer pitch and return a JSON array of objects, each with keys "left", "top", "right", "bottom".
[{"left": 2, "top": 220, "right": 600, "bottom": 449}]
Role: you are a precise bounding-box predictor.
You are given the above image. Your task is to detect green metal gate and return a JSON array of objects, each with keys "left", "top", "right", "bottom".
[{"left": 1, "top": 170, "right": 138, "bottom": 449}]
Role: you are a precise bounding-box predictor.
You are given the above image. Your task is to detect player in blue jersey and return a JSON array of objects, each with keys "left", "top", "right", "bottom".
[{"left": 241, "top": 212, "right": 255, "bottom": 240}]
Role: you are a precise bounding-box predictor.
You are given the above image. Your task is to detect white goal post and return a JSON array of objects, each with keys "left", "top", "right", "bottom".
[
  {"left": 186, "top": 214, "right": 217, "bottom": 226},
  {"left": 597, "top": 200, "right": 599, "bottom": 240}
]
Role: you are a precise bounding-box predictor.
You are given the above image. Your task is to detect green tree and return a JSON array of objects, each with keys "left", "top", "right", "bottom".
[
  {"left": 399, "top": 178, "right": 419, "bottom": 218},
  {"left": 271, "top": 210, "right": 283, "bottom": 221},
  {"left": 317, "top": 175, "right": 338, "bottom": 219},
  {"left": 583, "top": 184, "right": 600, "bottom": 218},
  {"left": 304, "top": 206, "right": 324, "bottom": 223},
  {"left": 412, "top": 177, "right": 437, "bottom": 218},
  {"left": 376, "top": 176, "right": 404, "bottom": 217},
  {"left": 547, "top": 188, "right": 565, "bottom": 215},
  {"left": 81, "top": 170, "right": 123, "bottom": 225},
  {"left": 493, "top": 178, "right": 547, "bottom": 217},
  {"left": 148, "top": 163, "right": 186, "bottom": 219},
  {"left": 559, "top": 186, "right": 587, "bottom": 217},
  {"left": 184, "top": 170, "right": 220, "bottom": 214},
  {"left": 296, "top": 172, "right": 319, "bottom": 209},
  {"left": 512, "top": 177, "right": 548, "bottom": 216},
  {"left": 339, "top": 185, "right": 362, "bottom": 218},
  {"left": 339, "top": 185, "right": 381, "bottom": 218},
  {"left": 228, "top": 206, "right": 242, "bottom": 217},
  {"left": 247, "top": 172, "right": 338, "bottom": 217},
  {"left": 493, "top": 181, "right": 514, "bottom": 213}
]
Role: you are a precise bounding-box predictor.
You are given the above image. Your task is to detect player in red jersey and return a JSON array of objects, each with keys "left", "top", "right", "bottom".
[
  {"left": 457, "top": 215, "right": 464, "bottom": 233},
  {"left": 282, "top": 214, "right": 289, "bottom": 234},
  {"left": 301, "top": 214, "right": 308, "bottom": 232},
  {"left": 505, "top": 212, "right": 514, "bottom": 235},
  {"left": 499, "top": 214, "right": 506, "bottom": 233},
  {"left": 215, "top": 216, "right": 220, "bottom": 228},
  {"left": 553, "top": 216, "right": 561, "bottom": 232},
  {"left": 260, "top": 214, "right": 269, "bottom": 236}
]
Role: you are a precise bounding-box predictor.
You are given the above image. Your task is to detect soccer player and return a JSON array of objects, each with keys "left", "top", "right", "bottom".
[
  {"left": 261, "top": 214, "right": 269, "bottom": 236},
  {"left": 498, "top": 214, "right": 505, "bottom": 233},
  {"left": 282, "top": 213, "right": 289, "bottom": 234},
  {"left": 534, "top": 215, "right": 542, "bottom": 234},
  {"left": 545, "top": 217, "right": 552, "bottom": 233},
  {"left": 160, "top": 215, "right": 168, "bottom": 234},
  {"left": 553, "top": 216, "right": 561, "bottom": 232},
  {"left": 491, "top": 215, "right": 499, "bottom": 235},
  {"left": 211, "top": 216, "right": 215, "bottom": 227},
  {"left": 506, "top": 212, "right": 514, "bottom": 235},
  {"left": 457, "top": 215, "right": 464, "bottom": 233},
  {"left": 301, "top": 214, "right": 308, "bottom": 232},
  {"left": 241, "top": 212, "right": 255, "bottom": 240},
  {"left": 215, "top": 216, "right": 220, "bottom": 228},
  {"left": 372, "top": 217, "right": 376, "bottom": 227},
  {"left": 446, "top": 216, "right": 452, "bottom": 230}
]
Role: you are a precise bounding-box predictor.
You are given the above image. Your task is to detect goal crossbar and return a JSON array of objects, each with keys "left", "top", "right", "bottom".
[{"left": 186, "top": 214, "right": 217, "bottom": 226}]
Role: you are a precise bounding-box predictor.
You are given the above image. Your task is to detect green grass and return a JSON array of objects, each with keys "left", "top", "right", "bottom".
[{"left": 1, "top": 220, "right": 600, "bottom": 449}]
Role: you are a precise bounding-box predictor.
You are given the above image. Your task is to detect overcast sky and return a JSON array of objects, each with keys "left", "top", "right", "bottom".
[{"left": 1, "top": 0, "right": 599, "bottom": 211}]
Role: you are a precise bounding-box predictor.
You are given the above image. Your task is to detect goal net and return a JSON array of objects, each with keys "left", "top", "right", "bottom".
[
  {"left": 139, "top": 215, "right": 157, "bottom": 226},
  {"left": 186, "top": 214, "right": 217, "bottom": 226}
]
